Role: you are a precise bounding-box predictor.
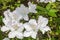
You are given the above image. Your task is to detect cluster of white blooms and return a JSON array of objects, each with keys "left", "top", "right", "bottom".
[
  {"left": 1, "top": 2, "right": 51, "bottom": 40},
  {"left": 37, "top": 0, "right": 56, "bottom": 3}
]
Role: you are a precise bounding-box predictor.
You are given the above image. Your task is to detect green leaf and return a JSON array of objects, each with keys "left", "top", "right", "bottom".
[
  {"left": 51, "top": 37, "right": 55, "bottom": 40},
  {"left": 48, "top": 9, "right": 57, "bottom": 17},
  {"left": 0, "top": 30, "right": 3, "bottom": 40},
  {"left": 0, "top": 16, "right": 3, "bottom": 25},
  {"left": 37, "top": 6, "right": 46, "bottom": 12},
  {"left": 46, "top": 3, "right": 52, "bottom": 10}
]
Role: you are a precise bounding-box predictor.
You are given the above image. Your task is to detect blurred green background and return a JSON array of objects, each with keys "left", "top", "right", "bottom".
[{"left": 0, "top": 0, "right": 60, "bottom": 40}]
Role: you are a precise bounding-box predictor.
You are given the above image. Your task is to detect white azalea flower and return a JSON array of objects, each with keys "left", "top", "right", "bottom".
[
  {"left": 2, "top": 17, "right": 24, "bottom": 39},
  {"left": 1, "top": 19, "right": 24, "bottom": 39},
  {"left": 2, "top": 10, "right": 24, "bottom": 31},
  {"left": 24, "top": 19, "right": 38, "bottom": 31},
  {"left": 7, "top": 22, "right": 24, "bottom": 39},
  {"left": 38, "top": 16, "right": 48, "bottom": 27},
  {"left": 9, "top": 21, "right": 24, "bottom": 31},
  {"left": 13, "top": 4, "right": 29, "bottom": 21},
  {"left": 23, "top": 19, "right": 38, "bottom": 39},
  {"left": 38, "top": 16, "right": 51, "bottom": 34},
  {"left": 28, "top": 2, "right": 37, "bottom": 13},
  {"left": 3, "top": 38, "right": 10, "bottom": 40}
]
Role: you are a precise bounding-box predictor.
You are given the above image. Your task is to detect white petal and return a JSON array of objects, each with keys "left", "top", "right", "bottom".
[
  {"left": 1, "top": 26, "right": 9, "bottom": 32},
  {"left": 3, "top": 9, "right": 11, "bottom": 20},
  {"left": 28, "top": 19, "right": 38, "bottom": 31},
  {"left": 14, "top": 4, "right": 29, "bottom": 21},
  {"left": 38, "top": 16, "right": 48, "bottom": 27},
  {"left": 23, "top": 23, "right": 32, "bottom": 31},
  {"left": 28, "top": 2, "right": 36, "bottom": 9},
  {"left": 28, "top": 2, "right": 37, "bottom": 13},
  {"left": 29, "top": 19, "right": 37, "bottom": 25},
  {"left": 8, "top": 31, "right": 17, "bottom": 38},
  {"left": 17, "top": 23, "right": 24, "bottom": 32},
  {"left": 9, "top": 27, "right": 15, "bottom": 31},
  {"left": 30, "top": 31, "right": 37, "bottom": 39},
  {"left": 16, "top": 4, "right": 29, "bottom": 14},
  {"left": 23, "top": 15, "right": 29, "bottom": 21},
  {"left": 43, "top": 26, "right": 51, "bottom": 32},
  {"left": 3, "top": 18, "right": 12, "bottom": 27},
  {"left": 24, "top": 31, "right": 31, "bottom": 37},
  {"left": 39, "top": 27, "right": 46, "bottom": 34},
  {"left": 39, "top": 26, "right": 51, "bottom": 34},
  {"left": 12, "top": 10, "right": 22, "bottom": 21},
  {"left": 3, "top": 38, "right": 10, "bottom": 40},
  {"left": 16, "top": 32, "right": 23, "bottom": 39}
]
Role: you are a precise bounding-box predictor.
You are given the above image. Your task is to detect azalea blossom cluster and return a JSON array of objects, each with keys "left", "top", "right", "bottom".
[{"left": 1, "top": 2, "right": 51, "bottom": 40}]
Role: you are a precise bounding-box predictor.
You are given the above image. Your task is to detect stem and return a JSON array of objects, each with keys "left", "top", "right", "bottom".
[
  {"left": 16, "top": 38, "right": 18, "bottom": 40},
  {"left": 11, "top": 38, "right": 14, "bottom": 40},
  {"left": 28, "top": 37, "right": 31, "bottom": 40},
  {"left": 47, "top": 32, "right": 51, "bottom": 40},
  {"left": 36, "top": 37, "right": 39, "bottom": 40}
]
